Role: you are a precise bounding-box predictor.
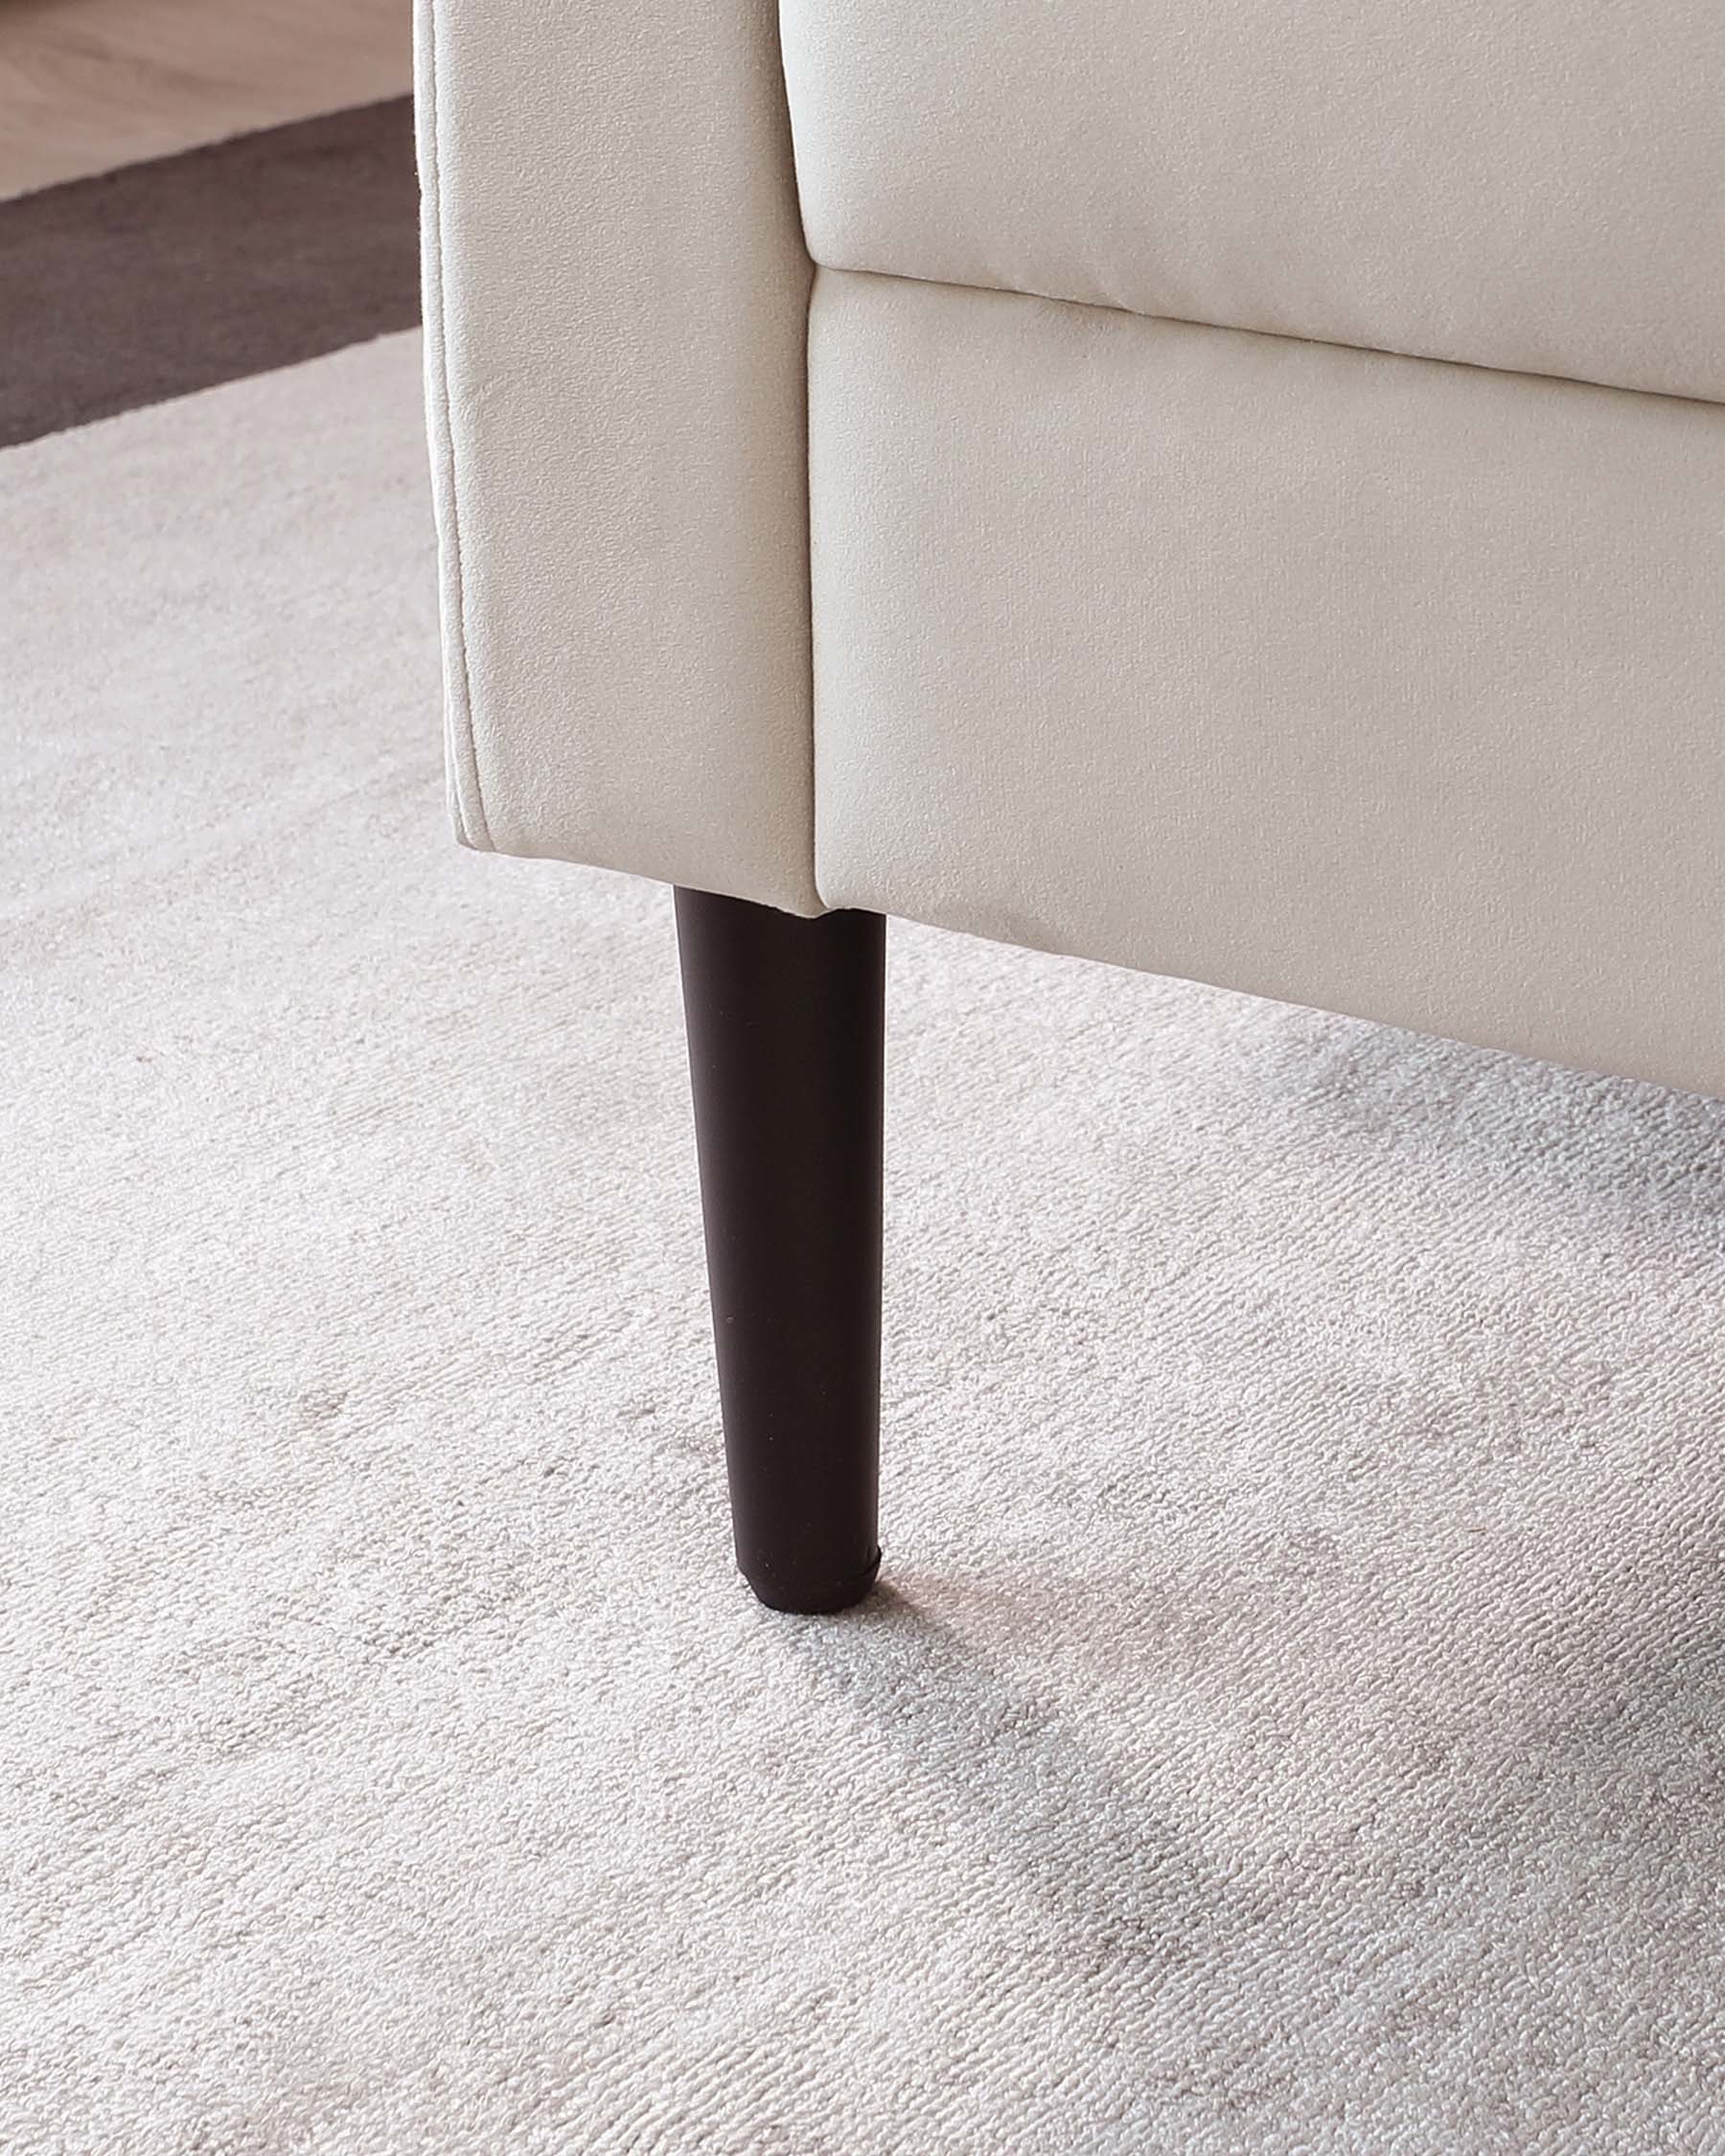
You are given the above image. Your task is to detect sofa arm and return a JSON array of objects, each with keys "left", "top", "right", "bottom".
[{"left": 414, "top": 0, "right": 820, "bottom": 913}]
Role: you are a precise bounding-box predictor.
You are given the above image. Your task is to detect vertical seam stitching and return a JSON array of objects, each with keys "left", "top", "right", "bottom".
[
  {"left": 801, "top": 255, "right": 821, "bottom": 908},
  {"left": 418, "top": 0, "right": 492, "bottom": 852}
]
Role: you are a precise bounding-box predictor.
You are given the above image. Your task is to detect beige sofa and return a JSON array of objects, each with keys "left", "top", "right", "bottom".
[{"left": 415, "top": 0, "right": 1725, "bottom": 1610}]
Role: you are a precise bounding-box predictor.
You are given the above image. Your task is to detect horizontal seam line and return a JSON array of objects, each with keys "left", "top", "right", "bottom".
[{"left": 814, "top": 260, "right": 1725, "bottom": 413}]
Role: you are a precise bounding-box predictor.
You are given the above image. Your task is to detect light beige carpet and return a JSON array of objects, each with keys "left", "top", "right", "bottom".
[{"left": 6, "top": 333, "right": 1725, "bottom": 2152}]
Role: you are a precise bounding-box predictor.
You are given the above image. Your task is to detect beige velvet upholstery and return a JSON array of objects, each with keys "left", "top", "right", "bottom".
[
  {"left": 414, "top": 0, "right": 821, "bottom": 912},
  {"left": 808, "top": 271, "right": 1725, "bottom": 1099},
  {"left": 420, "top": 0, "right": 1725, "bottom": 1097},
  {"left": 782, "top": 0, "right": 1725, "bottom": 403}
]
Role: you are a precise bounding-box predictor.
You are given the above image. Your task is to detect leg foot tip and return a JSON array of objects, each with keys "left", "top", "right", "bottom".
[{"left": 743, "top": 1548, "right": 882, "bottom": 1616}]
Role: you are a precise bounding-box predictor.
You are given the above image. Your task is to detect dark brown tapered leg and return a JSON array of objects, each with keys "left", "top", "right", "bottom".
[{"left": 675, "top": 888, "right": 885, "bottom": 1614}]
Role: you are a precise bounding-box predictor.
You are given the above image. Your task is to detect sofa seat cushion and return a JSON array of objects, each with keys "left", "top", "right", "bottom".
[{"left": 782, "top": 0, "right": 1725, "bottom": 403}]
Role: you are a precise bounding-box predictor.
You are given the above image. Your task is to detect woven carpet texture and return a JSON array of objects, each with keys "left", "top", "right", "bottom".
[{"left": 5, "top": 334, "right": 1724, "bottom": 2149}]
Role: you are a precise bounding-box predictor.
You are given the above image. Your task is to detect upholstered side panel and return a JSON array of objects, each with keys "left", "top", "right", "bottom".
[
  {"left": 415, "top": 0, "right": 821, "bottom": 911},
  {"left": 811, "top": 270, "right": 1725, "bottom": 1098},
  {"left": 783, "top": 0, "right": 1725, "bottom": 404}
]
